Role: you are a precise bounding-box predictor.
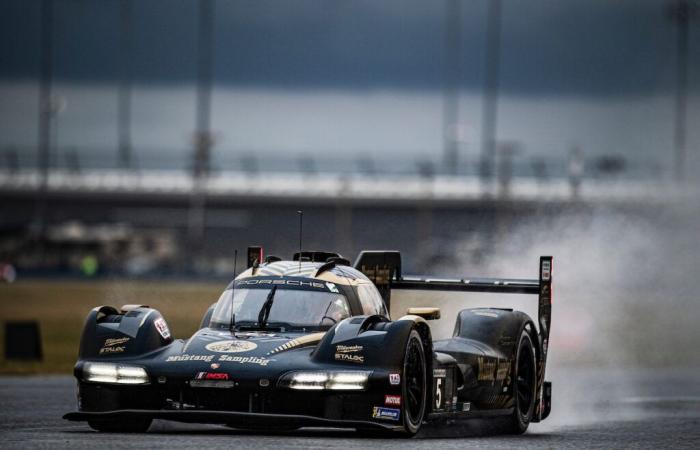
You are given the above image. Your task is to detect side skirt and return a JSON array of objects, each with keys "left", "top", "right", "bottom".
[{"left": 427, "top": 407, "right": 514, "bottom": 423}]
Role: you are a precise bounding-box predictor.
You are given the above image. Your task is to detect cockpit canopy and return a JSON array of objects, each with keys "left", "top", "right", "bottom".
[{"left": 209, "top": 278, "right": 351, "bottom": 331}]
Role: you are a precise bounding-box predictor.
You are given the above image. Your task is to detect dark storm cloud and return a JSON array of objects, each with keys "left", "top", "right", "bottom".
[{"left": 1, "top": 0, "right": 697, "bottom": 95}]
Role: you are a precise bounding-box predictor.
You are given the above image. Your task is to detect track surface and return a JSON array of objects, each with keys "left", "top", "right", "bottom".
[{"left": 2, "top": 367, "right": 699, "bottom": 449}]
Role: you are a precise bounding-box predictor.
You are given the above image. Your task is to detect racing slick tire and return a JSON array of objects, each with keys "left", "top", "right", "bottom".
[
  {"left": 87, "top": 418, "right": 152, "bottom": 433},
  {"left": 400, "top": 329, "right": 427, "bottom": 436},
  {"left": 503, "top": 329, "right": 537, "bottom": 434},
  {"left": 358, "top": 328, "right": 427, "bottom": 438}
]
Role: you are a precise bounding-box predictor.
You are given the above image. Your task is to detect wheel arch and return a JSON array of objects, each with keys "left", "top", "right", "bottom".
[
  {"left": 396, "top": 315, "right": 434, "bottom": 412},
  {"left": 78, "top": 305, "right": 174, "bottom": 360}
]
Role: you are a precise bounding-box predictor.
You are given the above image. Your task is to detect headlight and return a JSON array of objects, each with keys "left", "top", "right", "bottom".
[
  {"left": 83, "top": 363, "right": 149, "bottom": 385},
  {"left": 279, "top": 371, "right": 370, "bottom": 390}
]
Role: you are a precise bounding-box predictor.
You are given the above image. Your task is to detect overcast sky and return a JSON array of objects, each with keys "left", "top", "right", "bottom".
[
  {"left": 1, "top": 0, "right": 698, "bottom": 174},
  {"left": 3, "top": 0, "right": 698, "bottom": 93}
]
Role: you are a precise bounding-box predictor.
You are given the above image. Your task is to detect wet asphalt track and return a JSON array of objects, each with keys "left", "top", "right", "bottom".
[{"left": 1, "top": 367, "right": 699, "bottom": 449}]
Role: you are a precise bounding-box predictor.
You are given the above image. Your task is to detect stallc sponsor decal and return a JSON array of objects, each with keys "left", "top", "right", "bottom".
[
  {"left": 154, "top": 318, "right": 171, "bottom": 339},
  {"left": 99, "top": 346, "right": 125, "bottom": 355},
  {"left": 384, "top": 395, "right": 401, "bottom": 406},
  {"left": 389, "top": 373, "right": 401, "bottom": 385},
  {"left": 335, "top": 353, "right": 364, "bottom": 363}
]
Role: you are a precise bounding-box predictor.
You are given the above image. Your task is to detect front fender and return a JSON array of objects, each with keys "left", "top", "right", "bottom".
[
  {"left": 78, "top": 305, "right": 174, "bottom": 360},
  {"left": 312, "top": 315, "right": 431, "bottom": 371}
]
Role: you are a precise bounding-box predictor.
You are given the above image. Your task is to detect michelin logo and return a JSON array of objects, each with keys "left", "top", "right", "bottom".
[{"left": 372, "top": 407, "right": 400, "bottom": 421}]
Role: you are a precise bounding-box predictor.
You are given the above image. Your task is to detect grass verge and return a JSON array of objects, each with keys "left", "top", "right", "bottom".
[{"left": 0, "top": 279, "right": 224, "bottom": 374}]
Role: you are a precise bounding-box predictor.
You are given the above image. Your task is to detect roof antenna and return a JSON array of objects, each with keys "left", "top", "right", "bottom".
[
  {"left": 229, "top": 249, "right": 238, "bottom": 333},
  {"left": 298, "top": 210, "right": 303, "bottom": 273}
]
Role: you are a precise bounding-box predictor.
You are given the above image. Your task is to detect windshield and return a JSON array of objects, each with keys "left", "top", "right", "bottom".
[{"left": 209, "top": 286, "right": 351, "bottom": 331}]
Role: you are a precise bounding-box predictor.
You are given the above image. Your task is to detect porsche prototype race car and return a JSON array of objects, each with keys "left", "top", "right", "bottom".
[{"left": 64, "top": 249, "right": 553, "bottom": 436}]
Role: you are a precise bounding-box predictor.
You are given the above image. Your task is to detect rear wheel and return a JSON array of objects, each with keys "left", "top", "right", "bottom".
[
  {"left": 401, "top": 329, "right": 427, "bottom": 436},
  {"left": 88, "top": 418, "right": 152, "bottom": 433},
  {"left": 505, "top": 329, "right": 537, "bottom": 434}
]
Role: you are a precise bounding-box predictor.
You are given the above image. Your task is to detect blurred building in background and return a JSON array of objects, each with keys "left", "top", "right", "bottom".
[{"left": 0, "top": 0, "right": 698, "bottom": 277}]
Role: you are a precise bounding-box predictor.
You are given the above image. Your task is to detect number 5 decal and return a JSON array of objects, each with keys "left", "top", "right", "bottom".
[{"left": 435, "top": 378, "right": 443, "bottom": 409}]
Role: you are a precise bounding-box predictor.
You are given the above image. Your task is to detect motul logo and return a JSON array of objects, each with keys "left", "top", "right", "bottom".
[{"left": 385, "top": 395, "right": 401, "bottom": 406}]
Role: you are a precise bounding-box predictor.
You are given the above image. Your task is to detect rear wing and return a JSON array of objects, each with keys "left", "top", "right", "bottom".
[{"left": 354, "top": 251, "right": 552, "bottom": 343}]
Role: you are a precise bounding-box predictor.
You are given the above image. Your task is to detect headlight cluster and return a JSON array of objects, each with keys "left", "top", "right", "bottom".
[
  {"left": 279, "top": 371, "right": 370, "bottom": 390},
  {"left": 83, "top": 362, "right": 149, "bottom": 385}
]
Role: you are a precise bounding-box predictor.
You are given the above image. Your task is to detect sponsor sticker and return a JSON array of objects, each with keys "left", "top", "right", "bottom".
[
  {"left": 372, "top": 406, "right": 400, "bottom": 421},
  {"left": 205, "top": 340, "right": 257, "bottom": 353},
  {"left": 477, "top": 356, "right": 497, "bottom": 381},
  {"left": 433, "top": 368, "right": 446, "bottom": 377},
  {"left": 389, "top": 373, "right": 401, "bottom": 385},
  {"left": 218, "top": 355, "right": 271, "bottom": 366},
  {"left": 336, "top": 344, "right": 363, "bottom": 353},
  {"left": 190, "top": 379, "right": 235, "bottom": 388},
  {"left": 195, "top": 372, "right": 229, "bottom": 380},
  {"left": 103, "top": 337, "right": 130, "bottom": 347},
  {"left": 335, "top": 353, "right": 364, "bottom": 363},
  {"left": 496, "top": 360, "right": 511, "bottom": 381},
  {"left": 99, "top": 346, "right": 125, "bottom": 355},
  {"left": 384, "top": 395, "right": 401, "bottom": 406},
  {"left": 210, "top": 363, "right": 220, "bottom": 369},
  {"left": 236, "top": 279, "right": 326, "bottom": 290},
  {"left": 541, "top": 260, "right": 551, "bottom": 281},
  {"left": 167, "top": 354, "right": 215, "bottom": 363},
  {"left": 166, "top": 353, "right": 272, "bottom": 366},
  {"left": 154, "top": 318, "right": 171, "bottom": 339}
]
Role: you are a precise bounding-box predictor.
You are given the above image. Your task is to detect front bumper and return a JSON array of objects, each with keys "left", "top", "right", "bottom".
[{"left": 63, "top": 409, "right": 400, "bottom": 431}]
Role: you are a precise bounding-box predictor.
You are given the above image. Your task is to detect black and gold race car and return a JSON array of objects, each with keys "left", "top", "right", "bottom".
[{"left": 64, "top": 249, "right": 553, "bottom": 436}]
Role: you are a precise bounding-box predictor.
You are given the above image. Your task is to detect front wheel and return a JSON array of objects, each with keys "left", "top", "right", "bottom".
[
  {"left": 505, "top": 329, "right": 537, "bottom": 434},
  {"left": 400, "top": 329, "right": 427, "bottom": 436},
  {"left": 88, "top": 418, "right": 152, "bottom": 433}
]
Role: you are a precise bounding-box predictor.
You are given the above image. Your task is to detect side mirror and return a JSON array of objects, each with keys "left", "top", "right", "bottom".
[{"left": 406, "top": 307, "right": 441, "bottom": 320}]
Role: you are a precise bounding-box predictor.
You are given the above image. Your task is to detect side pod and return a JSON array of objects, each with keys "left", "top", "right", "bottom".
[{"left": 78, "top": 305, "right": 174, "bottom": 359}]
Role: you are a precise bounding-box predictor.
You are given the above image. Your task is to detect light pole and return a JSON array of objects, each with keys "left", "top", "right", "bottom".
[
  {"left": 480, "top": 0, "right": 502, "bottom": 187},
  {"left": 118, "top": 0, "right": 133, "bottom": 170},
  {"left": 667, "top": 0, "right": 698, "bottom": 183},
  {"left": 188, "top": 0, "right": 215, "bottom": 266},
  {"left": 34, "top": 0, "right": 53, "bottom": 239},
  {"left": 443, "top": 0, "right": 462, "bottom": 175}
]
